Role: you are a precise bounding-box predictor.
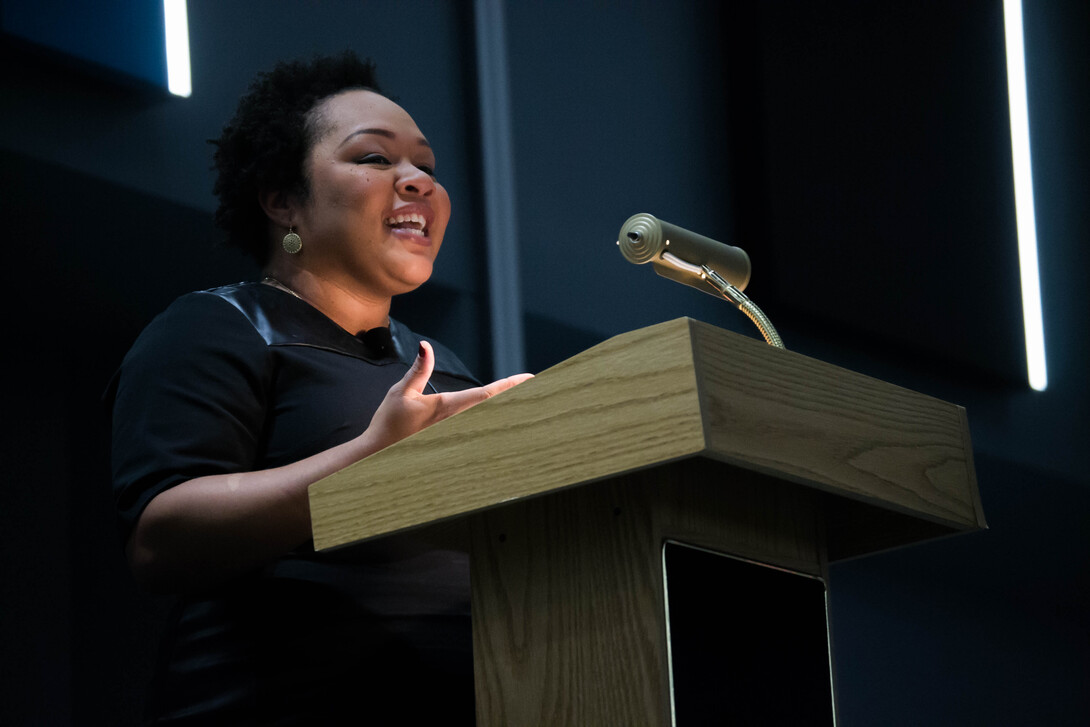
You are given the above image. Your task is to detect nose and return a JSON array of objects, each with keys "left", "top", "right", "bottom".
[{"left": 396, "top": 161, "right": 435, "bottom": 197}]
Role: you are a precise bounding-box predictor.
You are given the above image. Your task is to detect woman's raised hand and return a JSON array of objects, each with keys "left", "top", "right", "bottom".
[
  {"left": 127, "top": 341, "right": 530, "bottom": 593},
  {"left": 365, "top": 341, "right": 533, "bottom": 451}
]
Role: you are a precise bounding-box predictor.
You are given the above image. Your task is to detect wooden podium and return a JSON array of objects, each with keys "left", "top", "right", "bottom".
[{"left": 309, "top": 318, "right": 984, "bottom": 725}]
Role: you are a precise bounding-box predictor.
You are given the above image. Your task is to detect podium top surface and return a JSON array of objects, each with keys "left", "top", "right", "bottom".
[{"left": 309, "top": 318, "right": 983, "bottom": 558}]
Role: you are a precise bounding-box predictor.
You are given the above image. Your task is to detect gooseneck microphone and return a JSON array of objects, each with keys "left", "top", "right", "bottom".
[
  {"left": 617, "top": 213, "right": 784, "bottom": 348},
  {"left": 617, "top": 213, "right": 751, "bottom": 297}
]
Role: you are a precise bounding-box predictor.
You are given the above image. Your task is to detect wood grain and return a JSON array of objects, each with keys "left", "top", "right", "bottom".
[
  {"left": 470, "top": 477, "right": 670, "bottom": 726},
  {"left": 690, "top": 320, "right": 980, "bottom": 529},
  {"left": 310, "top": 318, "right": 982, "bottom": 554}
]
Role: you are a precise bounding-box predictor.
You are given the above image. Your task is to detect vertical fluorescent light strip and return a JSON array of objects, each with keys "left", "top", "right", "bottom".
[
  {"left": 1003, "top": 0, "right": 1047, "bottom": 391},
  {"left": 164, "top": 0, "right": 192, "bottom": 97}
]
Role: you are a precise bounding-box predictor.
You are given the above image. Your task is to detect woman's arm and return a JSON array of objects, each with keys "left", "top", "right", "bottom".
[{"left": 127, "top": 341, "right": 531, "bottom": 593}]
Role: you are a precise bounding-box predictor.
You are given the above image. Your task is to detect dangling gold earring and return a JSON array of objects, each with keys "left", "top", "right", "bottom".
[{"left": 282, "top": 226, "right": 302, "bottom": 254}]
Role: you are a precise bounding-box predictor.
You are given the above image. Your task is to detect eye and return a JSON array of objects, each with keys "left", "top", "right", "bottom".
[
  {"left": 416, "top": 164, "right": 436, "bottom": 177},
  {"left": 356, "top": 153, "right": 391, "bottom": 165}
]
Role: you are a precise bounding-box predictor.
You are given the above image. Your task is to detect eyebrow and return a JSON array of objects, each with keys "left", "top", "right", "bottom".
[{"left": 338, "top": 128, "right": 431, "bottom": 149}]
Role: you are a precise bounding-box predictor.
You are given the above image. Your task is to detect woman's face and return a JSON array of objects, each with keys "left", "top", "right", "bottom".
[{"left": 291, "top": 90, "right": 451, "bottom": 298}]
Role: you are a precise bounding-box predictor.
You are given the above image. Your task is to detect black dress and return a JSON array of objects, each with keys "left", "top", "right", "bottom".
[{"left": 108, "top": 282, "right": 479, "bottom": 725}]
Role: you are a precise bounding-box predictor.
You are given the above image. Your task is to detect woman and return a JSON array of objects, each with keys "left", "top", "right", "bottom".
[{"left": 110, "top": 53, "right": 529, "bottom": 724}]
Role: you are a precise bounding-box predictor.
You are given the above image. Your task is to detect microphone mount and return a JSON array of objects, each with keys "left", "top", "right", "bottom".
[{"left": 699, "top": 265, "right": 784, "bottom": 349}]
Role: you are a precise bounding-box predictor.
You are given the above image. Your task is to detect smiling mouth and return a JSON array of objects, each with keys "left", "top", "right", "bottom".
[{"left": 384, "top": 213, "right": 428, "bottom": 237}]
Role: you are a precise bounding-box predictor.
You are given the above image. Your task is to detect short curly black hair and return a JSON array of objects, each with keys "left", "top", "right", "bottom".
[{"left": 211, "top": 52, "right": 382, "bottom": 265}]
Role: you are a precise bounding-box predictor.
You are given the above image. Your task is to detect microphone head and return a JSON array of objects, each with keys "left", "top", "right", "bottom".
[
  {"left": 617, "top": 213, "right": 666, "bottom": 264},
  {"left": 617, "top": 213, "right": 751, "bottom": 293}
]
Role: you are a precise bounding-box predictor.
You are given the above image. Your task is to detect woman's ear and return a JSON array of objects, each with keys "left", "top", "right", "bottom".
[{"left": 258, "top": 188, "right": 296, "bottom": 230}]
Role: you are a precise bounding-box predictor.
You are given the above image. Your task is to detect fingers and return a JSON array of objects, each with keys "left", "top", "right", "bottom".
[
  {"left": 398, "top": 340, "right": 436, "bottom": 395},
  {"left": 482, "top": 372, "right": 535, "bottom": 398},
  {"left": 385, "top": 341, "right": 532, "bottom": 432},
  {"left": 437, "top": 372, "right": 534, "bottom": 419}
]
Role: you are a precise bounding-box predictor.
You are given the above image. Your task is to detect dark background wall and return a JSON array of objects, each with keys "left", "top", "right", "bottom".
[{"left": 1, "top": 0, "right": 1086, "bottom": 724}]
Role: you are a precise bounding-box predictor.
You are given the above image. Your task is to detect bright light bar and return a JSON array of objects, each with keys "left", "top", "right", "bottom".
[
  {"left": 1003, "top": 0, "right": 1047, "bottom": 391},
  {"left": 164, "top": 0, "right": 192, "bottom": 97}
]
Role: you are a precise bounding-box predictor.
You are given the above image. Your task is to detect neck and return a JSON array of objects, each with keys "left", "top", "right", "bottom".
[{"left": 263, "top": 266, "right": 392, "bottom": 333}]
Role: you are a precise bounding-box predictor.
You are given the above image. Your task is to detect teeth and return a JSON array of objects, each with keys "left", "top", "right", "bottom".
[{"left": 384, "top": 212, "right": 427, "bottom": 231}]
